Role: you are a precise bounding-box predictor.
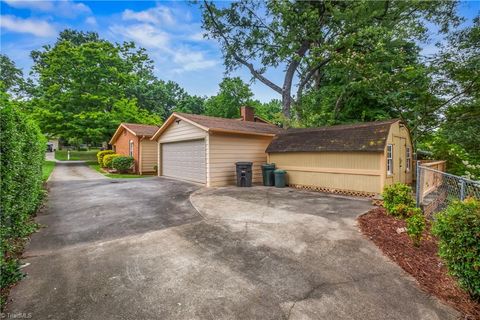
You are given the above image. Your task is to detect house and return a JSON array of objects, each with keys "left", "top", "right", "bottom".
[
  {"left": 266, "top": 119, "right": 413, "bottom": 197},
  {"left": 150, "top": 107, "right": 282, "bottom": 186},
  {"left": 109, "top": 123, "right": 160, "bottom": 174}
]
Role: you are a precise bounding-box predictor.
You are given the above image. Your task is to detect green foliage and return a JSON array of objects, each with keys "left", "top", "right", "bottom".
[
  {"left": 111, "top": 156, "right": 134, "bottom": 173},
  {"left": 406, "top": 208, "right": 426, "bottom": 247},
  {"left": 432, "top": 198, "right": 480, "bottom": 299},
  {"left": 30, "top": 30, "right": 161, "bottom": 145},
  {"left": 103, "top": 154, "right": 121, "bottom": 169},
  {"left": 0, "top": 54, "right": 28, "bottom": 97},
  {"left": 382, "top": 183, "right": 416, "bottom": 218},
  {"left": 205, "top": 77, "right": 254, "bottom": 118},
  {"left": 0, "top": 91, "right": 45, "bottom": 296},
  {"left": 42, "top": 161, "right": 56, "bottom": 182},
  {"left": 97, "top": 150, "right": 115, "bottom": 166}
]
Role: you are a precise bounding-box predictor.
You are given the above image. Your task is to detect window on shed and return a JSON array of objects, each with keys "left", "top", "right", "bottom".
[
  {"left": 406, "top": 146, "right": 411, "bottom": 171},
  {"left": 129, "top": 140, "right": 134, "bottom": 157},
  {"left": 387, "top": 144, "right": 393, "bottom": 175}
]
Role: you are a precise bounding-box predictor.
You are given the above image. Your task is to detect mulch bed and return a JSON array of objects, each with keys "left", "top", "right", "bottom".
[{"left": 358, "top": 207, "right": 480, "bottom": 319}]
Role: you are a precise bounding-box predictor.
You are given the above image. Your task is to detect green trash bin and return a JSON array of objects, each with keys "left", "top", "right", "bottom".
[
  {"left": 274, "top": 169, "right": 287, "bottom": 188},
  {"left": 261, "top": 163, "right": 276, "bottom": 186}
]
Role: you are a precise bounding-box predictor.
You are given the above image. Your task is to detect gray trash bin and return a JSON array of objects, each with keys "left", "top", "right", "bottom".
[{"left": 235, "top": 162, "right": 253, "bottom": 187}]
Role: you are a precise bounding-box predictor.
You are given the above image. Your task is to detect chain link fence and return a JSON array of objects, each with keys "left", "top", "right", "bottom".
[{"left": 416, "top": 162, "right": 480, "bottom": 217}]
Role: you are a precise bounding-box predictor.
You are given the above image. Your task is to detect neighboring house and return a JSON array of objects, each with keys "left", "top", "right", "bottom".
[
  {"left": 109, "top": 123, "right": 160, "bottom": 174},
  {"left": 47, "top": 139, "right": 59, "bottom": 152},
  {"left": 266, "top": 119, "right": 413, "bottom": 197},
  {"left": 151, "top": 107, "right": 282, "bottom": 186}
]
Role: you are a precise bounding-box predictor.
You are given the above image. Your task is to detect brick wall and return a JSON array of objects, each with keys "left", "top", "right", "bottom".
[{"left": 113, "top": 128, "right": 140, "bottom": 172}]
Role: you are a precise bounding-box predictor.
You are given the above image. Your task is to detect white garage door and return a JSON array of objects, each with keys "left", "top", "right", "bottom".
[{"left": 161, "top": 139, "right": 206, "bottom": 184}]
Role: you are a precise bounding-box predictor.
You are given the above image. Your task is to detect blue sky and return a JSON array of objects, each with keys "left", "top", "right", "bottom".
[{"left": 1, "top": 1, "right": 479, "bottom": 102}]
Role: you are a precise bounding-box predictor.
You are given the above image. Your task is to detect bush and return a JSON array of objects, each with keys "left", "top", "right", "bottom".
[
  {"left": 103, "top": 154, "right": 121, "bottom": 169},
  {"left": 382, "top": 183, "right": 416, "bottom": 218},
  {"left": 432, "top": 198, "right": 480, "bottom": 299},
  {"left": 111, "top": 156, "right": 134, "bottom": 173},
  {"left": 0, "top": 92, "right": 45, "bottom": 301},
  {"left": 406, "top": 208, "right": 426, "bottom": 247},
  {"left": 97, "top": 150, "right": 115, "bottom": 166}
]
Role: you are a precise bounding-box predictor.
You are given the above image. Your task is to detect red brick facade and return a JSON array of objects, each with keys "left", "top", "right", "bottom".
[{"left": 112, "top": 128, "right": 140, "bottom": 173}]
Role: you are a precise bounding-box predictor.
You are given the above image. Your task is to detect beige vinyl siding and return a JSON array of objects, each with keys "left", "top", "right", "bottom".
[
  {"left": 208, "top": 133, "right": 272, "bottom": 187},
  {"left": 140, "top": 140, "right": 157, "bottom": 173},
  {"left": 158, "top": 119, "right": 206, "bottom": 143},
  {"left": 269, "top": 152, "right": 383, "bottom": 193}
]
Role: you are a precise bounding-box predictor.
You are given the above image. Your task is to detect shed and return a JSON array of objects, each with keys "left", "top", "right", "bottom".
[
  {"left": 266, "top": 119, "right": 413, "bottom": 196},
  {"left": 151, "top": 107, "right": 282, "bottom": 186},
  {"left": 109, "top": 123, "right": 160, "bottom": 174}
]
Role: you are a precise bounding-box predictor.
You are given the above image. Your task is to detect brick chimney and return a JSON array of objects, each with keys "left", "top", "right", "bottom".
[{"left": 240, "top": 106, "right": 255, "bottom": 122}]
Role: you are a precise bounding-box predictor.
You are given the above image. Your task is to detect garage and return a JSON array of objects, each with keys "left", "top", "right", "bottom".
[
  {"left": 151, "top": 107, "right": 282, "bottom": 187},
  {"left": 161, "top": 139, "right": 206, "bottom": 183}
]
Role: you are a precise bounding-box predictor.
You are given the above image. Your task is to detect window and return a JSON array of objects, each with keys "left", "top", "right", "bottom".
[
  {"left": 387, "top": 144, "right": 393, "bottom": 175},
  {"left": 129, "top": 140, "right": 134, "bottom": 157},
  {"left": 406, "top": 147, "right": 411, "bottom": 172}
]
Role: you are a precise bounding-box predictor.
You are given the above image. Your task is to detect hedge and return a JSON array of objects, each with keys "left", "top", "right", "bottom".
[
  {"left": 0, "top": 92, "right": 45, "bottom": 298},
  {"left": 97, "top": 150, "right": 115, "bottom": 166},
  {"left": 111, "top": 156, "right": 134, "bottom": 173},
  {"left": 432, "top": 198, "right": 480, "bottom": 299},
  {"left": 103, "top": 154, "right": 122, "bottom": 169}
]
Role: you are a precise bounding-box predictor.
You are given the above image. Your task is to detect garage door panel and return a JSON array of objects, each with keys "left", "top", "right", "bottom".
[{"left": 162, "top": 140, "right": 206, "bottom": 183}]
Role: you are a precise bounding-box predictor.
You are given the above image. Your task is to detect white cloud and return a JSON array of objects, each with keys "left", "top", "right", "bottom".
[
  {"left": 109, "top": 23, "right": 170, "bottom": 49},
  {"left": 3, "top": 0, "right": 91, "bottom": 18},
  {"left": 85, "top": 16, "right": 97, "bottom": 26},
  {"left": 0, "top": 15, "right": 56, "bottom": 37},
  {"left": 172, "top": 50, "right": 217, "bottom": 72},
  {"left": 122, "top": 6, "right": 175, "bottom": 26}
]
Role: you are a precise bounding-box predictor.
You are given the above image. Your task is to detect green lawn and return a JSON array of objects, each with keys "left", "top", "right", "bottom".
[
  {"left": 42, "top": 160, "right": 56, "bottom": 182},
  {"left": 88, "top": 163, "right": 149, "bottom": 179},
  {"left": 55, "top": 149, "right": 99, "bottom": 161}
]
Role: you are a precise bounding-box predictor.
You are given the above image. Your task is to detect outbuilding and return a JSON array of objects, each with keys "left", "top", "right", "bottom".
[
  {"left": 266, "top": 119, "right": 413, "bottom": 197},
  {"left": 151, "top": 107, "right": 282, "bottom": 186},
  {"left": 109, "top": 123, "right": 160, "bottom": 174}
]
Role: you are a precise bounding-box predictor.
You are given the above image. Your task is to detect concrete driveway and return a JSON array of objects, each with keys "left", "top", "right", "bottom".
[{"left": 6, "top": 162, "right": 457, "bottom": 319}]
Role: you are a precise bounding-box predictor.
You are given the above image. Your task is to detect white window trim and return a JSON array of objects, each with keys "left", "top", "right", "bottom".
[
  {"left": 406, "top": 146, "right": 411, "bottom": 172},
  {"left": 129, "top": 140, "right": 134, "bottom": 157},
  {"left": 387, "top": 144, "right": 393, "bottom": 176}
]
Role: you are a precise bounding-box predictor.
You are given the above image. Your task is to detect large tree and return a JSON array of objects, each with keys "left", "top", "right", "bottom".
[
  {"left": 201, "top": 0, "right": 458, "bottom": 118},
  {"left": 30, "top": 30, "right": 160, "bottom": 144},
  {"left": 0, "top": 54, "right": 28, "bottom": 98},
  {"left": 205, "top": 77, "right": 254, "bottom": 118}
]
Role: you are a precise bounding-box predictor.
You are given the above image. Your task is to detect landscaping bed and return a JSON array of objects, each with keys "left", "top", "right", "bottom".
[
  {"left": 88, "top": 163, "right": 149, "bottom": 179},
  {"left": 358, "top": 207, "right": 480, "bottom": 319}
]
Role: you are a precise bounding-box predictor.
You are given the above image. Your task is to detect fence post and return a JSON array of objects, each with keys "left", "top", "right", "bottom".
[
  {"left": 416, "top": 161, "right": 421, "bottom": 208},
  {"left": 460, "top": 179, "right": 466, "bottom": 201}
]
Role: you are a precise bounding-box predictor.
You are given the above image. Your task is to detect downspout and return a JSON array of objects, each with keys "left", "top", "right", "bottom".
[{"left": 138, "top": 136, "right": 145, "bottom": 174}]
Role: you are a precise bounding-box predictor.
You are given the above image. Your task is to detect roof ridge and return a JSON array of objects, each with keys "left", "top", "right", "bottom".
[{"left": 284, "top": 119, "right": 399, "bottom": 133}]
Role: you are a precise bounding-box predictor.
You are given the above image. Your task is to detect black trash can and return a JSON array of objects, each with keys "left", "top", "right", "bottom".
[
  {"left": 235, "top": 162, "right": 253, "bottom": 187},
  {"left": 261, "top": 163, "right": 276, "bottom": 186},
  {"left": 274, "top": 169, "right": 287, "bottom": 188}
]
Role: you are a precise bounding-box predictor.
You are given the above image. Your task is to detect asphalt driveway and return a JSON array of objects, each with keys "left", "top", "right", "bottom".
[{"left": 6, "top": 162, "right": 457, "bottom": 319}]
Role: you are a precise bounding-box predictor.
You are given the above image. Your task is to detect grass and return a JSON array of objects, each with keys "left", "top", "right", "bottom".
[
  {"left": 42, "top": 160, "right": 56, "bottom": 182},
  {"left": 88, "top": 163, "right": 149, "bottom": 179},
  {"left": 55, "top": 149, "right": 99, "bottom": 161}
]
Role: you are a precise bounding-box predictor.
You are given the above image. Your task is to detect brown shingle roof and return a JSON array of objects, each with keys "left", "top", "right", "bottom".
[
  {"left": 122, "top": 123, "right": 160, "bottom": 137},
  {"left": 175, "top": 112, "right": 282, "bottom": 135},
  {"left": 266, "top": 119, "right": 399, "bottom": 153}
]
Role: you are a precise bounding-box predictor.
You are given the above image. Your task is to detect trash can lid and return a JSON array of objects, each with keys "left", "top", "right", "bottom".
[
  {"left": 261, "top": 163, "right": 275, "bottom": 168},
  {"left": 274, "top": 169, "right": 286, "bottom": 174},
  {"left": 236, "top": 162, "right": 253, "bottom": 165}
]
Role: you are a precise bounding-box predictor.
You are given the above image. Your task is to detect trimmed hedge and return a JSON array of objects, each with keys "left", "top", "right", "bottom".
[
  {"left": 432, "top": 198, "right": 480, "bottom": 299},
  {"left": 103, "top": 154, "right": 122, "bottom": 169},
  {"left": 111, "top": 156, "right": 134, "bottom": 173},
  {"left": 0, "top": 92, "right": 45, "bottom": 297},
  {"left": 97, "top": 150, "right": 115, "bottom": 166}
]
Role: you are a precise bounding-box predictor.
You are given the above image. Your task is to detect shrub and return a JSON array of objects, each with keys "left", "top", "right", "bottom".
[
  {"left": 0, "top": 92, "right": 45, "bottom": 302},
  {"left": 382, "top": 183, "right": 416, "bottom": 218},
  {"left": 405, "top": 208, "right": 426, "bottom": 247},
  {"left": 103, "top": 154, "right": 121, "bottom": 169},
  {"left": 111, "top": 156, "right": 134, "bottom": 173},
  {"left": 432, "top": 198, "right": 480, "bottom": 299},
  {"left": 97, "top": 150, "right": 115, "bottom": 166}
]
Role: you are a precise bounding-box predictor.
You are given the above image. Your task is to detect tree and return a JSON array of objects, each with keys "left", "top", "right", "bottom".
[
  {"left": 0, "top": 54, "right": 27, "bottom": 97},
  {"left": 30, "top": 30, "right": 160, "bottom": 144},
  {"left": 205, "top": 77, "right": 254, "bottom": 118},
  {"left": 201, "top": 0, "right": 458, "bottom": 118}
]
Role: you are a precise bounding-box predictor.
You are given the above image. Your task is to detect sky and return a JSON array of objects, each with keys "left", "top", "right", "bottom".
[{"left": 0, "top": 0, "right": 479, "bottom": 102}]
